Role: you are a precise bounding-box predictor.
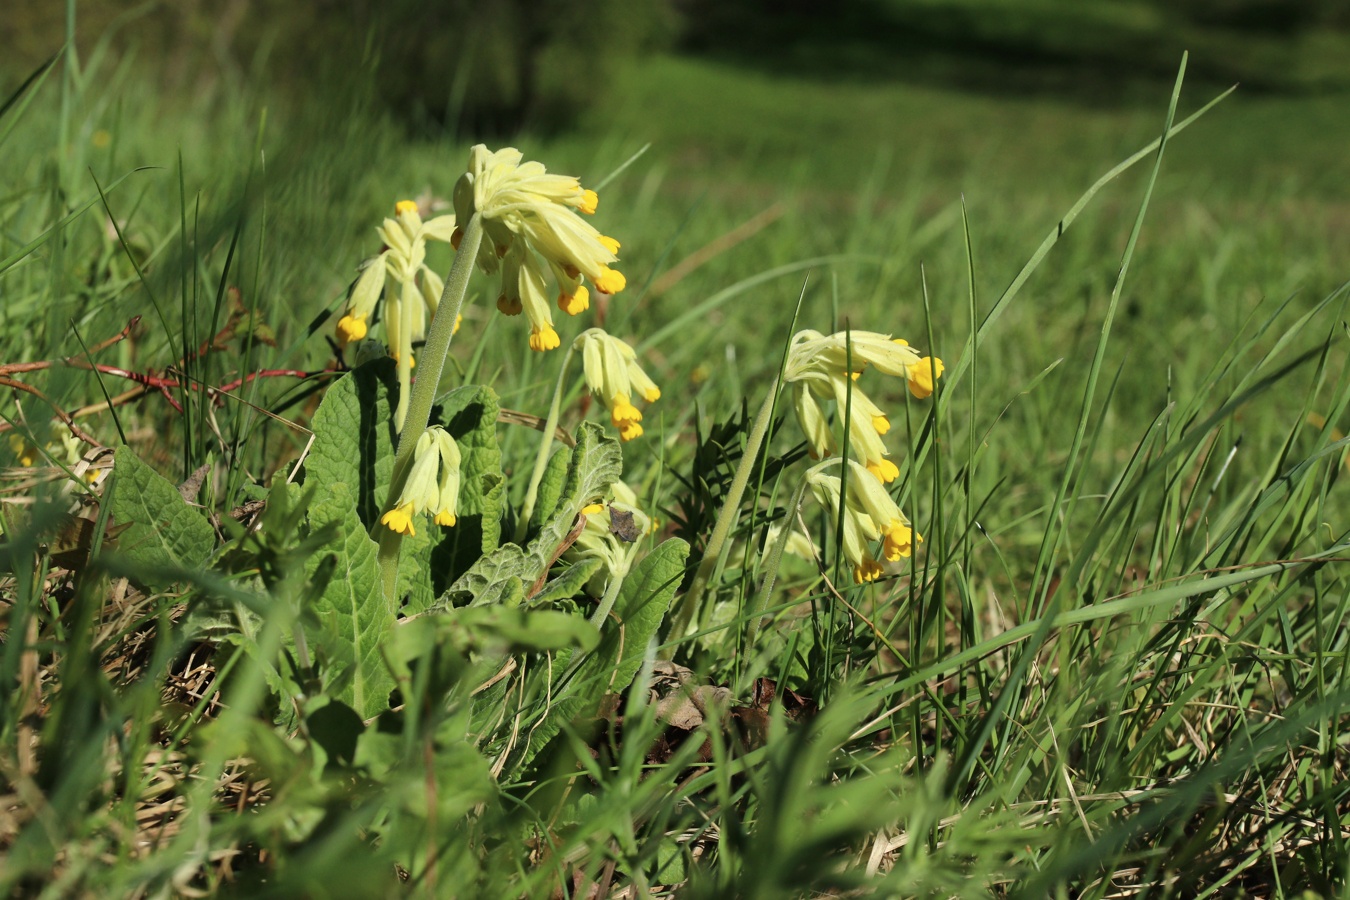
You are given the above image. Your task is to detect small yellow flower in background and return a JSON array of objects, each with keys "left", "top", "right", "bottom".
[
  {"left": 807, "top": 459, "right": 920, "bottom": 584},
  {"left": 7, "top": 434, "right": 37, "bottom": 467},
  {"left": 452, "top": 145, "right": 626, "bottom": 352},
  {"left": 380, "top": 427, "right": 462, "bottom": 536},
  {"left": 577, "top": 330, "right": 661, "bottom": 442}
]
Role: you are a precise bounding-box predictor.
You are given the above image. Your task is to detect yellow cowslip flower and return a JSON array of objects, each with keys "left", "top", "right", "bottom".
[
  {"left": 451, "top": 145, "right": 625, "bottom": 351},
  {"left": 792, "top": 367, "right": 898, "bottom": 483},
  {"left": 807, "top": 460, "right": 919, "bottom": 584},
  {"left": 336, "top": 200, "right": 457, "bottom": 430},
  {"left": 577, "top": 330, "right": 661, "bottom": 442},
  {"left": 380, "top": 426, "right": 461, "bottom": 536},
  {"left": 784, "top": 328, "right": 942, "bottom": 483},
  {"left": 8, "top": 434, "right": 37, "bottom": 467},
  {"left": 906, "top": 355, "right": 945, "bottom": 400},
  {"left": 336, "top": 200, "right": 456, "bottom": 352},
  {"left": 812, "top": 332, "right": 945, "bottom": 400}
]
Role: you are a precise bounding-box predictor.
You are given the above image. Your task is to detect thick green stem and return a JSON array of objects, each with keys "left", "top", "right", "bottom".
[
  {"left": 668, "top": 380, "right": 780, "bottom": 642},
  {"left": 376, "top": 214, "right": 483, "bottom": 608},
  {"left": 514, "top": 337, "right": 581, "bottom": 544}
]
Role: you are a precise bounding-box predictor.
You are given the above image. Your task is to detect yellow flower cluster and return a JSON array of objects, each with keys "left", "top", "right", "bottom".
[
  {"left": 783, "top": 328, "right": 942, "bottom": 583},
  {"left": 451, "top": 146, "right": 626, "bottom": 352},
  {"left": 577, "top": 330, "right": 660, "bottom": 442},
  {"left": 336, "top": 200, "right": 458, "bottom": 358},
  {"left": 567, "top": 481, "right": 653, "bottom": 595},
  {"left": 380, "top": 426, "right": 461, "bottom": 537},
  {"left": 785, "top": 329, "right": 943, "bottom": 484},
  {"left": 807, "top": 460, "right": 921, "bottom": 584}
]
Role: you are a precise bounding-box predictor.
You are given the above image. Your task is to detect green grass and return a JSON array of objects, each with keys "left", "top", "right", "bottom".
[{"left": 2, "top": 29, "right": 1349, "bottom": 899}]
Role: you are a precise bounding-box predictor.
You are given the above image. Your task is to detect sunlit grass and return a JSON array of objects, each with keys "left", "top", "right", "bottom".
[{"left": 1, "top": 32, "right": 1348, "bottom": 898}]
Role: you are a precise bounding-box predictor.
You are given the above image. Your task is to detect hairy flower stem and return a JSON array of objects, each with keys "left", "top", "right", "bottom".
[
  {"left": 669, "top": 380, "right": 780, "bottom": 642},
  {"left": 376, "top": 214, "right": 483, "bottom": 608},
  {"left": 514, "top": 338, "right": 581, "bottom": 544}
]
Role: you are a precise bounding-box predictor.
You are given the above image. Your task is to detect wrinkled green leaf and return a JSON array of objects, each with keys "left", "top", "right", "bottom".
[
  {"left": 434, "top": 422, "right": 620, "bottom": 609},
  {"left": 305, "top": 359, "right": 400, "bottom": 531},
  {"left": 107, "top": 444, "right": 215, "bottom": 583},
  {"left": 530, "top": 445, "right": 572, "bottom": 531},
  {"left": 517, "top": 537, "right": 689, "bottom": 770},
  {"left": 607, "top": 537, "right": 689, "bottom": 691},
  {"left": 306, "top": 482, "right": 396, "bottom": 718}
]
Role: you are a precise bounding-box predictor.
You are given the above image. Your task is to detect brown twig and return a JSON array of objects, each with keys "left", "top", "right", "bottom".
[{"left": 0, "top": 375, "right": 106, "bottom": 446}]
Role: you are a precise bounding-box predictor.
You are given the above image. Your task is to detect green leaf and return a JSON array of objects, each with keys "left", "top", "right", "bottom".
[
  {"left": 516, "top": 537, "right": 689, "bottom": 771},
  {"left": 433, "top": 422, "right": 621, "bottom": 610},
  {"left": 606, "top": 537, "right": 690, "bottom": 691},
  {"left": 530, "top": 445, "right": 572, "bottom": 531},
  {"left": 305, "top": 482, "right": 396, "bottom": 718},
  {"left": 305, "top": 359, "right": 400, "bottom": 531},
  {"left": 107, "top": 444, "right": 215, "bottom": 583},
  {"left": 530, "top": 557, "right": 606, "bottom": 606},
  {"left": 423, "top": 384, "right": 506, "bottom": 604}
]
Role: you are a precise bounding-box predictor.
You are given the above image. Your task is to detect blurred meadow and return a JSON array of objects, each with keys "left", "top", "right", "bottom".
[{"left": 2, "top": 0, "right": 1349, "bottom": 896}]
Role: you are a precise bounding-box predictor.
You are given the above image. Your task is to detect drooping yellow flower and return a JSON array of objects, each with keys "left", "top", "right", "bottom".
[
  {"left": 806, "top": 459, "right": 920, "bottom": 584},
  {"left": 791, "top": 366, "right": 898, "bottom": 482},
  {"left": 784, "top": 328, "right": 942, "bottom": 483},
  {"left": 337, "top": 200, "right": 458, "bottom": 430},
  {"left": 336, "top": 200, "right": 456, "bottom": 350},
  {"left": 567, "top": 480, "right": 652, "bottom": 596},
  {"left": 906, "top": 355, "right": 945, "bottom": 399},
  {"left": 577, "top": 329, "right": 661, "bottom": 442},
  {"left": 380, "top": 427, "right": 462, "bottom": 536},
  {"left": 452, "top": 146, "right": 625, "bottom": 351}
]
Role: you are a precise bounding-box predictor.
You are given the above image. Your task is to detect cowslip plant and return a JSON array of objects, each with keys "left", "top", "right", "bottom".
[
  {"left": 672, "top": 326, "right": 944, "bottom": 639},
  {"left": 356, "top": 145, "right": 632, "bottom": 603}
]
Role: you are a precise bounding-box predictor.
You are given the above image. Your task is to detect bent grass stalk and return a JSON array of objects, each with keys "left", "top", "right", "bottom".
[{"left": 376, "top": 213, "right": 483, "bottom": 607}]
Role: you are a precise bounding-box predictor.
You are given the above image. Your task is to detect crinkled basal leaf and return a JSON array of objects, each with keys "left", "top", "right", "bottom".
[
  {"left": 306, "top": 359, "right": 399, "bottom": 531},
  {"left": 606, "top": 537, "right": 689, "bottom": 689},
  {"left": 530, "top": 446, "right": 571, "bottom": 532},
  {"left": 423, "top": 385, "right": 506, "bottom": 604},
  {"left": 305, "top": 482, "right": 396, "bottom": 719},
  {"left": 516, "top": 537, "right": 689, "bottom": 771},
  {"left": 107, "top": 445, "right": 215, "bottom": 583},
  {"left": 434, "top": 422, "right": 620, "bottom": 609}
]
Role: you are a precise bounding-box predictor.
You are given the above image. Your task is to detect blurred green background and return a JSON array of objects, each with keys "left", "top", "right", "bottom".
[{"left": 6, "top": 0, "right": 1350, "bottom": 132}]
